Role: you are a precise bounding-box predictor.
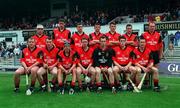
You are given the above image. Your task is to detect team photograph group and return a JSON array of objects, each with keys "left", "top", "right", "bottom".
[{"left": 13, "top": 19, "right": 163, "bottom": 95}]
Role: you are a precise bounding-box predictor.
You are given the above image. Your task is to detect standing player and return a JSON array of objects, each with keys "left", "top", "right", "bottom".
[
  {"left": 71, "top": 23, "right": 89, "bottom": 49},
  {"left": 92, "top": 36, "right": 116, "bottom": 93},
  {"left": 52, "top": 19, "right": 71, "bottom": 50},
  {"left": 142, "top": 22, "right": 162, "bottom": 91},
  {"left": 142, "top": 22, "right": 163, "bottom": 67},
  {"left": 113, "top": 36, "right": 136, "bottom": 90},
  {"left": 32, "top": 24, "right": 48, "bottom": 86},
  {"left": 57, "top": 42, "right": 78, "bottom": 95},
  {"left": 122, "top": 24, "right": 138, "bottom": 50},
  {"left": 37, "top": 37, "right": 59, "bottom": 92},
  {"left": 105, "top": 22, "right": 121, "bottom": 48},
  {"left": 76, "top": 37, "right": 96, "bottom": 91},
  {"left": 14, "top": 38, "right": 42, "bottom": 93},
  {"left": 32, "top": 24, "right": 48, "bottom": 49},
  {"left": 132, "top": 36, "right": 160, "bottom": 92},
  {"left": 89, "top": 23, "right": 104, "bottom": 49}
]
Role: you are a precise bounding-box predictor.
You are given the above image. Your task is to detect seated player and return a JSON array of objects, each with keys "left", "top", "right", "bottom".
[
  {"left": 92, "top": 35, "right": 116, "bottom": 93},
  {"left": 113, "top": 36, "right": 136, "bottom": 91},
  {"left": 14, "top": 38, "right": 42, "bottom": 93},
  {"left": 37, "top": 37, "right": 59, "bottom": 92},
  {"left": 132, "top": 36, "right": 160, "bottom": 92},
  {"left": 76, "top": 37, "right": 96, "bottom": 91},
  {"left": 57, "top": 42, "right": 77, "bottom": 95}
]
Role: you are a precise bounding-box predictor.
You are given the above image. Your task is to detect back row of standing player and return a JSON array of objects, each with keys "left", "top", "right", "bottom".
[{"left": 14, "top": 19, "right": 163, "bottom": 94}]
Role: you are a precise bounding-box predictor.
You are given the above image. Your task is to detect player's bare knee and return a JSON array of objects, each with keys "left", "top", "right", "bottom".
[
  {"left": 113, "top": 66, "right": 119, "bottom": 73},
  {"left": 151, "top": 67, "right": 158, "bottom": 72},
  {"left": 107, "top": 68, "right": 113, "bottom": 75}
]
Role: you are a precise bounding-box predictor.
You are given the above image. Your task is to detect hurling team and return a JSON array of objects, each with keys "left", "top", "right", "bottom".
[{"left": 14, "top": 19, "right": 163, "bottom": 94}]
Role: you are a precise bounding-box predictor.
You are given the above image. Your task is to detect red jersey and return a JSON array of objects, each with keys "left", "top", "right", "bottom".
[
  {"left": 133, "top": 47, "right": 153, "bottom": 66},
  {"left": 32, "top": 35, "right": 48, "bottom": 49},
  {"left": 142, "top": 31, "right": 162, "bottom": 51},
  {"left": 77, "top": 47, "right": 94, "bottom": 67},
  {"left": 58, "top": 50, "right": 78, "bottom": 69},
  {"left": 20, "top": 47, "right": 42, "bottom": 67},
  {"left": 89, "top": 32, "right": 104, "bottom": 49},
  {"left": 113, "top": 46, "right": 133, "bottom": 65},
  {"left": 72, "top": 32, "right": 89, "bottom": 49},
  {"left": 105, "top": 32, "right": 121, "bottom": 48},
  {"left": 122, "top": 33, "right": 137, "bottom": 50},
  {"left": 53, "top": 28, "right": 71, "bottom": 49},
  {"left": 42, "top": 46, "right": 59, "bottom": 66}
]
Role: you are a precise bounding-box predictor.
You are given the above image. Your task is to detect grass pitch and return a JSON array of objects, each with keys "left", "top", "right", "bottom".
[{"left": 0, "top": 72, "right": 180, "bottom": 108}]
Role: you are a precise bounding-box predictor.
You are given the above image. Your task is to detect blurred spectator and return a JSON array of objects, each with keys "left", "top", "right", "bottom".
[
  {"left": 168, "top": 41, "right": 174, "bottom": 56},
  {"left": 169, "top": 33, "right": 175, "bottom": 44},
  {"left": 13, "top": 45, "right": 21, "bottom": 56},
  {"left": 175, "top": 30, "right": 180, "bottom": 46},
  {"left": 2, "top": 40, "right": 6, "bottom": 49},
  {"left": 0, "top": 7, "right": 180, "bottom": 30}
]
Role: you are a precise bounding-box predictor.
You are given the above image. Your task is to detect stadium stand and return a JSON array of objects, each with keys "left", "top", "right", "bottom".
[{"left": 0, "top": 7, "right": 180, "bottom": 30}]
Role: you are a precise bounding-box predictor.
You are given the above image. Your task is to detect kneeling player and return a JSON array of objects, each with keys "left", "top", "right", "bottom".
[
  {"left": 14, "top": 38, "right": 42, "bottom": 94},
  {"left": 76, "top": 37, "right": 96, "bottom": 91},
  {"left": 37, "top": 37, "right": 59, "bottom": 92},
  {"left": 57, "top": 42, "right": 77, "bottom": 94},
  {"left": 133, "top": 36, "right": 160, "bottom": 92},
  {"left": 92, "top": 36, "right": 116, "bottom": 93},
  {"left": 113, "top": 36, "right": 136, "bottom": 91}
]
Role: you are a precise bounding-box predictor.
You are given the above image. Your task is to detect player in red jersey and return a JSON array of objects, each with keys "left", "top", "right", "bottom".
[
  {"left": 37, "top": 37, "right": 59, "bottom": 92},
  {"left": 57, "top": 42, "right": 78, "bottom": 95},
  {"left": 92, "top": 36, "right": 116, "bottom": 93},
  {"left": 89, "top": 23, "right": 104, "bottom": 49},
  {"left": 71, "top": 23, "right": 89, "bottom": 50},
  {"left": 113, "top": 36, "right": 136, "bottom": 91},
  {"left": 122, "top": 24, "right": 138, "bottom": 50},
  {"left": 105, "top": 22, "right": 121, "bottom": 48},
  {"left": 52, "top": 19, "right": 71, "bottom": 50},
  {"left": 14, "top": 38, "right": 42, "bottom": 93},
  {"left": 142, "top": 22, "right": 163, "bottom": 66},
  {"left": 32, "top": 24, "right": 48, "bottom": 49},
  {"left": 76, "top": 37, "right": 96, "bottom": 91},
  {"left": 132, "top": 36, "right": 160, "bottom": 92}
]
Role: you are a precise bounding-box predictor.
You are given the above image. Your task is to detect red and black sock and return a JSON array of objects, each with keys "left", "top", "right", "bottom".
[
  {"left": 59, "top": 82, "right": 63, "bottom": 88},
  {"left": 15, "top": 83, "right": 19, "bottom": 88},
  {"left": 154, "top": 79, "right": 159, "bottom": 87},
  {"left": 96, "top": 82, "right": 101, "bottom": 87},
  {"left": 30, "top": 80, "right": 35, "bottom": 88},
  {"left": 110, "top": 83, "right": 115, "bottom": 88},
  {"left": 71, "top": 82, "right": 75, "bottom": 89}
]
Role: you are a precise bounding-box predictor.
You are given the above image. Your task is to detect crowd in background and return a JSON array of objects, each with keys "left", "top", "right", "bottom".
[
  {"left": 0, "top": 7, "right": 180, "bottom": 31},
  {"left": 0, "top": 41, "right": 26, "bottom": 58}
]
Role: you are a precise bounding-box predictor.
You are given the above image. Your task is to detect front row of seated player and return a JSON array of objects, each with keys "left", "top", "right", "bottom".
[{"left": 14, "top": 36, "right": 160, "bottom": 95}]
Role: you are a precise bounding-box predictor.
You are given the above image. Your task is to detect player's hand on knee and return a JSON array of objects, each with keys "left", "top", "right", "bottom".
[
  {"left": 26, "top": 67, "right": 31, "bottom": 74},
  {"left": 49, "top": 66, "right": 53, "bottom": 70},
  {"left": 43, "top": 64, "right": 48, "bottom": 69},
  {"left": 142, "top": 67, "right": 149, "bottom": 73},
  {"left": 124, "top": 66, "right": 129, "bottom": 71}
]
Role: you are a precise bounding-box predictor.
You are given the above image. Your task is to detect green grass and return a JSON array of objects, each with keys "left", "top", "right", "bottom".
[{"left": 0, "top": 73, "right": 180, "bottom": 108}]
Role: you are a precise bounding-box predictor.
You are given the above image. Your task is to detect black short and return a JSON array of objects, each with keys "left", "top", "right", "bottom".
[{"left": 152, "top": 51, "right": 160, "bottom": 65}]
